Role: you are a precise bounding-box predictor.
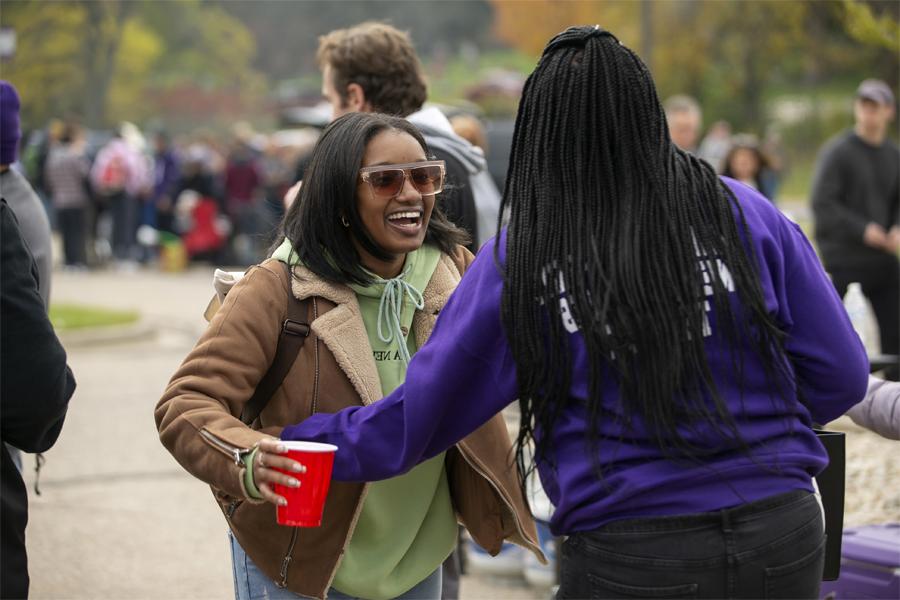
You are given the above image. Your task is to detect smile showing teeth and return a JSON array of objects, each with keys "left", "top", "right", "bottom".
[{"left": 387, "top": 211, "right": 422, "bottom": 221}]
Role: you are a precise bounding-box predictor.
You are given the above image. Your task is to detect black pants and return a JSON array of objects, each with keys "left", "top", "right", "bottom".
[
  {"left": 829, "top": 256, "right": 899, "bottom": 380},
  {"left": 56, "top": 207, "right": 88, "bottom": 266},
  {"left": 106, "top": 191, "right": 135, "bottom": 260},
  {"left": 557, "top": 490, "right": 824, "bottom": 599}
]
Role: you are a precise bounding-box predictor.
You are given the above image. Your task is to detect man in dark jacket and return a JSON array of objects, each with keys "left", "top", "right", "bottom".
[
  {"left": 1, "top": 199, "right": 76, "bottom": 598},
  {"left": 811, "top": 78, "right": 899, "bottom": 380}
]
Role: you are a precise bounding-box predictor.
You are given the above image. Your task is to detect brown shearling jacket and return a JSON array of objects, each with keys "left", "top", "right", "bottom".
[{"left": 155, "top": 249, "right": 543, "bottom": 599}]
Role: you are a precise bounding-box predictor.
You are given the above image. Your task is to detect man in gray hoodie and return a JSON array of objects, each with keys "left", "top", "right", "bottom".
[{"left": 316, "top": 22, "right": 502, "bottom": 253}]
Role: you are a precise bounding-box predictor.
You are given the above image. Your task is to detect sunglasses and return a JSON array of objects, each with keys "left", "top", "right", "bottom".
[{"left": 359, "top": 160, "right": 445, "bottom": 199}]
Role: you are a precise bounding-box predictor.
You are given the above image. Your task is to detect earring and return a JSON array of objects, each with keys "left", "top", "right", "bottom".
[{"left": 340, "top": 216, "right": 350, "bottom": 228}]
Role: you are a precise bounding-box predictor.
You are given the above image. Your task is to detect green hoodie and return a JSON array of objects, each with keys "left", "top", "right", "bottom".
[{"left": 262, "top": 238, "right": 456, "bottom": 599}]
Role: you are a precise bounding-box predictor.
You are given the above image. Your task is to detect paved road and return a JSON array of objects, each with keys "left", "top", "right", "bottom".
[{"left": 24, "top": 267, "right": 546, "bottom": 599}]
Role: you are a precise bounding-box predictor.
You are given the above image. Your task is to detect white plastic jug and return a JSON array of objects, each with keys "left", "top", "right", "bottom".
[{"left": 843, "top": 282, "right": 880, "bottom": 355}]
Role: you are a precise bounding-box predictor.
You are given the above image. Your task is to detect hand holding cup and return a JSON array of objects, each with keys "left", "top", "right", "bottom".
[
  {"left": 253, "top": 438, "right": 307, "bottom": 507},
  {"left": 254, "top": 439, "right": 338, "bottom": 527}
]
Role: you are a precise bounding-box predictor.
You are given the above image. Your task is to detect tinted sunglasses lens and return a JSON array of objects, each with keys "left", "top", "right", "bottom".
[
  {"left": 368, "top": 170, "right": 405, "bottom": 197},
  {"left": 410, "top": 165, "right": 443, "bottom": 194}
]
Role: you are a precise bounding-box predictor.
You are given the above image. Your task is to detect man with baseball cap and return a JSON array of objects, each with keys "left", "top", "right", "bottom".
[{"left": 811, "top": 78, "right": 899, "bottom": 380}]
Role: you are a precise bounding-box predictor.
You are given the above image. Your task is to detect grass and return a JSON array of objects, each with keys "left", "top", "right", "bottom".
[{"left": 49, "top": 303, "right": 140, "bottom": 331}]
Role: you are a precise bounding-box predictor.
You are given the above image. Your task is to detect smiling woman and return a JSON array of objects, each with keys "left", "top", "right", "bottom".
[
  {"left": 351, "top": 135, "right": 443, "bottom": 279},
  {"left": 285, "top": 113, "right": 468, "bottom": 286},
  {"left": 155, "top": 111, "right": 541, "bottom": 600}
]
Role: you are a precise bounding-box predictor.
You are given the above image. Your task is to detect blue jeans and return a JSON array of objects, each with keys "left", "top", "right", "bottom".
[
  {"left": 556, "top": 490, "right": 825, "bottom": 599},
  {"left": 229, "top": 531, "right": 442, "bottom": 600}
]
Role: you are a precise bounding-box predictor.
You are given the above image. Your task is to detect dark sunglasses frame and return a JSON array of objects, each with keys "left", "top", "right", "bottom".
[{"left": 358, "top": 160, "right": 446, "bottom": 199}]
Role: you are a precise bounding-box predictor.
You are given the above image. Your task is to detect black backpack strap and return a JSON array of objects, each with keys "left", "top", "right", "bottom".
[{"left": 241, "top": 262, "right": 310, "bottom": 426}]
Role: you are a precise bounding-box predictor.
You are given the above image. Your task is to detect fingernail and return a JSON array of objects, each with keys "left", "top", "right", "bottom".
[
  {"left": 275, "top": 444, "right": 286, "bottom": 453},
  {"left": 293, "top": 463, "right": 306, "bottom": 473},
  {"left": 290, "top": 479, "right": 301, "bottom": 488},
  {"left": 278, "top": 498, "right": 287, "bottom": 506}
]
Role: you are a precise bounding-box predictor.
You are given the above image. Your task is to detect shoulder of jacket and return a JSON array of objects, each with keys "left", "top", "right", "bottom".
[
  {"left": 234, "top": 260, "right": 290, "bottom": 303},
  {"left": 255, "top": 258, "right": 287, "bottom": 277}
]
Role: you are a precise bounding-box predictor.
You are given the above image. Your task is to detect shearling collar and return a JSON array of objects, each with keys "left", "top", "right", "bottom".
[{"left": 287, "top": 253, "right": 463, "bottom": 407}]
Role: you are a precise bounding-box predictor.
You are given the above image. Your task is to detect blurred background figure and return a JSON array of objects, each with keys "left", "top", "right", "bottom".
[
  {"left": 0, "top": 80, "right": 53, "bottom": 303},
  {"left": 171, "top": 144, "right": 229, "bottom": 264},
  {"left": 150, "top": 130, "right": 180, "bottom": 235},
  {"left": 664, "top": 94, "right": 702, "bottom": 152},
  {"left": 722, "top": 134, "right": 772, "bottom": 199},
  {"left": 759, "top": 127, "right": 787, "bottom": 203},
  {"left": 45, "top": 122, "right": 91, "bottom": 270},
  {"left": 450, "top": 113, "right": 488, "bottom": 154},
  {"left": 223, "top": 135, "right": 264, "bottom": 265},
  {"left": 20, "top": 117, "right": 63, "bottom": 227},
  {"left": 177, "top": 144, "right": 221, "bottom": 203},
  {"left": 90, "top": 122, "right": 151, "bottom": 268},
  {"left": 258, "top": 135, "right": 294, "bottom": 234},
  {"left": 698, "top": 120, "right": 732, "bottom": 173},
  {"left": 811, "top": 78, "right": 899, "bottom": 380}
]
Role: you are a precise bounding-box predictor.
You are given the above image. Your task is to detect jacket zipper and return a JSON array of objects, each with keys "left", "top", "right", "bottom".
[
  {"left": 457, "top": 445, "right": 543, "bottom": 559},
  {"left": 277, "top": 528, "right": 300, "bottom": 588},
  {"left": 199, "top": 428, "right": 250, "bottom": 466},
  {"left": 311, "top": 295, "right": 364, "bottom": 595}
]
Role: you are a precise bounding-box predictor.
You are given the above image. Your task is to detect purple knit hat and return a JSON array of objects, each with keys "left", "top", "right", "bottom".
[{"left": 0, "top": 80, "right": 22, "bottom": 165}]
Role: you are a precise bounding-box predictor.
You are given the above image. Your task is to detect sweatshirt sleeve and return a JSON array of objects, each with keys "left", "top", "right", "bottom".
[
  {"left": 846, "top": 376, "right": 900, "bottom": 440},
  {"left": 767, "top": 215, "right": 869, "bottom": 424},
  {"left": 281, "top": 244, "right": 517, "bottom": 482}
]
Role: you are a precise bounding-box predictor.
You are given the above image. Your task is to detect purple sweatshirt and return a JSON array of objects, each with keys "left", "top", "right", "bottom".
[{"left": 282, "top": 178, "right": 869, "bottom": 535}]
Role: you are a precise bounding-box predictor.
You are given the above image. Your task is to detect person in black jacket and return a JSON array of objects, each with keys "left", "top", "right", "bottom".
[
  {"left": 1, "top": 198, "right": 76, "bottom": 598},
  {"left": 811, "top": 78, "right": 899, "bottom": 380}
]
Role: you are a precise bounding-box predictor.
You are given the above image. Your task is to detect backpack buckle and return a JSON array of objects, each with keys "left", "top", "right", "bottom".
[{"left": 283, "top": 319, "right": 310, "bottom": 337}]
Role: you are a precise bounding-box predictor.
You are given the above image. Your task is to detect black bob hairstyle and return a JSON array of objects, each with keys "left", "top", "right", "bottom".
[{"left": 280, "top": 112, "right": 469, "bottom": 285}]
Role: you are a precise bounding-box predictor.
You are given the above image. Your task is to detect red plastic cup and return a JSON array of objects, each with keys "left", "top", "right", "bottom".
[{"left": 272, "top": 441, "right": 338, "bottom": 527}]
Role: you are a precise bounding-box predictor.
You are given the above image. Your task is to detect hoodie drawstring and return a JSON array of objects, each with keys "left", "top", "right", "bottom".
[{"left": 376, "top": 267, "right": 424, "bottom": 365}]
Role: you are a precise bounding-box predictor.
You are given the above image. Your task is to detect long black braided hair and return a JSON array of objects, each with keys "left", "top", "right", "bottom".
[{"left": 499, "top": 26, "right": 797, "bottom": 492}]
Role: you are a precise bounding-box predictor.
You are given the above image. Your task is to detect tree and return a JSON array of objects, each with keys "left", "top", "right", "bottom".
[
  {"left": 491, "top": 0, "right": 641, "bottom": 58},
  {"left": 79, "top": 1, "right": 136, "bottom": 126},
  {"left": 0, "top": 0, "right": 264, "bottom": 127},
  {"left": 489, "top": 0, "right": 897, "bottom": 131},
  {"left": 843, "top": 0, "right": 900, "bottom": 53},
  {"left": 216, "top": 1, "right": 497, "bottom": 83}
]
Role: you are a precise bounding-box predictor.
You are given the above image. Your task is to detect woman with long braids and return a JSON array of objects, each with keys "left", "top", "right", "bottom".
[{"left": 275, "top": 27, "right": 868, "bottom": 598}]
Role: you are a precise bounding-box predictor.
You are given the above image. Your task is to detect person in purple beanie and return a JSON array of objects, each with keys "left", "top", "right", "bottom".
[{"left": 270, "top": 26, "right": 869, "bottom": 598}]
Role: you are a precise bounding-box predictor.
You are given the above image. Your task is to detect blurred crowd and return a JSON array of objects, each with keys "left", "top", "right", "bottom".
[
  {"left": 16, "top": 119, "right": 318, "bottom": 270},
  {"left": 663, "top": 94, "right": 787, "bottom": 202},
  {"left": 15, "top": 97, "right": 793, "bottom": 274}
]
